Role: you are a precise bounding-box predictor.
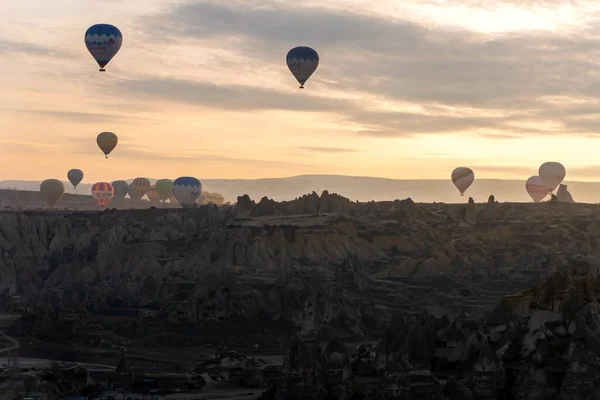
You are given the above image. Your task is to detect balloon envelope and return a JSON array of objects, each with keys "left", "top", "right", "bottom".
[
  {"left": 146, "top": 187, "right": 161, "bottom": 203},
  {"left": 526, "top": 176, "right": 550, "bottom": 203},
  {"left": 40, "top": 179, "right": 66, "bottom": 207},
  {"left": 155, "top": 179, "right": 174, "bottom": 201},
  {"left": 97, "top": 132, "right": 118, "bottom": 158},
  {"left": 129, "top": 178, "right": 151, "bottom": 200},
  {"left": 92, "top": 182, "right": 114, "bottom": 207},
  {"left": 286, "top": 46, "right": 319, "bottom": 88},
  {"left": 451, "top": 167, "right": 475, "bottom": 196},
  {"left": 173, "top": 177, "right": 202, "bottom": 208},
  {"left": 206, "top": 192, "right": 225, "bottom": 205},
  {"left": 85, "top": 24, "right": 123, "bottom": 71},
  {"left": 539, "top": 162, "right": 565, "bottom": 192},
  {"left": 67, "top": 169, "right": 84, "bottom": 188},
  {"left": 111, "top": 180, "right": 129, "bottom": 199}
]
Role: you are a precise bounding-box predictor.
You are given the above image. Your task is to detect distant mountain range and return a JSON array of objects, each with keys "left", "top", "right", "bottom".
[{"left": 1, "top": 175, "right": 599, "bottom": 204}]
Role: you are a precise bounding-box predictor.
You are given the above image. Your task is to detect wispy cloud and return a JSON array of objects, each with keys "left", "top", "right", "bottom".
[
  {"left": 298, "top": 146, "right": 360, "bottom": 153},
  {"left": 3, "top": 109, "right": 157, "bottom": 124},
  {"left": 0, "top": 39, "right": 74, "bottom": 58},
  {"left": 132, "top": 0, "right": 600, "bottom": 138}
]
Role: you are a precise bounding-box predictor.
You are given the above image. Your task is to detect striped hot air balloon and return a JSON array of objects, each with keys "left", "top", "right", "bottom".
[
  {"left": 451, "top": 167, "right": 475, "bottom": 196},
  {"left": 92, "top": 182, "right": 114, "bottom": 207},
  {"left": 129, "top": 177, "right": 151, "bottom": 200},
  {"left": 206, "top": 192, "right": 225, "bottom": 205},
  {"left": 111, "top": 180, "right": 129, "bottom": 199}
]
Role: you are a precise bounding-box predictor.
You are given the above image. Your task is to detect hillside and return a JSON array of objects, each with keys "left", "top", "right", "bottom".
[{"left": 3, "top": 174, "right": 600, "bottom": 204}]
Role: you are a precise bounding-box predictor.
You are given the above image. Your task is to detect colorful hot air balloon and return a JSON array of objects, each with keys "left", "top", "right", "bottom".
[
  {"left": 40, "top": 179, "right": 66, "bottom": 207},
  {"left": 173, "top": 177, "right": 202, "bottom": 208},
  {"left": 539, "top": 162, "right": 566, "bottom": 193},
  {"left": 286, "top": 46, "right": 319, "bottom": 89},
  {"left": 526, "top": 176, "right": 551, "bottom": 203},
  {"left": 111, "top": 180, "right": 129, "bottom": 199},
  {"left": 92, "top": 182, "right": 114, "bottom": 207},
  {"left": 451, "top": 167, "right": 475, "bottom": 196},
  {"left": 155, "top": 179, "right": 174, "bottom": 202},
  {"left": 146, "top": 186, "right": 161, "bottom": 203},
  {"left": 85, "top": 24, "right": 123, "bottom": 72},
  {"left": 129, "top": 178, "right": 151, "bottom": 200},
  {"left": 67, "top": 169, "right": 84, "bottom": 189},
  {"left": 97, "top": 132, "right": 118, "bottom": 158}
]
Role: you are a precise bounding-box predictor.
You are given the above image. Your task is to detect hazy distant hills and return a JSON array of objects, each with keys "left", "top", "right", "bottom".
[{"left": 2, "top": 174, "right": 600, "bottom": 204}]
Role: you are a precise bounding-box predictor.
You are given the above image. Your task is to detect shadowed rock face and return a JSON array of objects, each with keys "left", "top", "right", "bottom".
[{"left": 4, "top": 192, "right": 600, "bottom": 398}]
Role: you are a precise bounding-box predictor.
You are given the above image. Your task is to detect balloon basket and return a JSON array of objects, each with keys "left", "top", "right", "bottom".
[
  {"left": 460, "top": 193, "right": 464, "bottom": 196},
  {"left": 299, "top": 85, "right": 304, "bottom": 89},
  {"left": 99, "top": 68, "right": 106, "bottom": 72}
]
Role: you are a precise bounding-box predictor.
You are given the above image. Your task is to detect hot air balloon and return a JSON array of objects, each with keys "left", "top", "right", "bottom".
[
  {"left": 451, "top": 167, "right": 475, "bottom": 196},
  {"left": 92, "top": 182, "right": 114, "bottom": 207},
  {"left": 40, "top": 179, "right": 66, "bottom": 207},
  {"left": 198, "top": 191, "right": 208, "bottom": 205},
  {"left": 146, "top": 186, "right": 161, "bottom": 204},
  {"left": 67, "top": 169, "right": 84, "bottom": 189},
  {"left": 128, "top": 178, "right": 151, "bottom": 200},
  {"left": 206, "top": 192, "right": 225, "bottom": 205},
  {"left": 85, "top": 24, "right": 123, "bottom": 72},
  {"left": 173, "top": 177, "right": 202, "bottom": 208},
  {"left": 97, "top": 132, "right": 118, "bottom": 158},
  {"left": 155, "top": 179, "right": 174, "bottom": 202},
  {"left": 286, "top": 46, "right": 319, "bottom": 89},
  {"left": 526, "top": 176, "right": 551, "bottom": 203},
  {"left": 539, "top": 162, "right": 566, "bottom": 193},
  {"left": 111, "top": 180, "right": 129, "bottom": 199}
]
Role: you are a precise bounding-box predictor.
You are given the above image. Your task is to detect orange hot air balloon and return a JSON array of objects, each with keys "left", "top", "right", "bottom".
[
  {"left": 97, "top": 132, "right": 118, "bottom": 158},
  {"left": 146, "top": 186, "right": 161, "bottom": 203},
  {"left": 92, "top": 182, "right": 114, "bottom": 207},
  {"left": 40, "top": 179, "right": 66, "bottom": 207}
]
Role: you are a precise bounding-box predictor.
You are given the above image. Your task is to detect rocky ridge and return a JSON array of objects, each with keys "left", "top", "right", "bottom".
[{"left": 1, "top": 191, "right": 600, "bottom": 398}]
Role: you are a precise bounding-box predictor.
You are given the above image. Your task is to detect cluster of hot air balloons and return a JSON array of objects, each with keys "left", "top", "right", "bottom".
[
  {"left": 37, "top": 24, "right": 320, "bottom": 209},
  {"left": 449, "top": 162, "right": 567, "bottom": 203},
  {"left": 526, "top": 162, "right": 566, "bottom": 203},
  {"left": 85, "top": 24, "right": 319, "bottom": 88}
]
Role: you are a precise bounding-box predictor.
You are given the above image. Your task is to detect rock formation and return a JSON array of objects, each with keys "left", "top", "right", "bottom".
[{"left": 557, "top": 184, "right": 575, "bottom": 203}]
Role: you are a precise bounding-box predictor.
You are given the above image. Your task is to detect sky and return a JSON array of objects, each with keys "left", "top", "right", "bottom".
[{"left": 3, "top": 0, "right": 600, "bottom": 182}]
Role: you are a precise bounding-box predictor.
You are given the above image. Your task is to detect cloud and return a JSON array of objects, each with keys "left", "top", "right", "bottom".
[
  {"left": 0, "top": 40, "right": 74, "bottom": 58},
  {"left": 3, "top": 109, "right": 157, "bottom": 124},
  {"left": 78, "top": 145, "right": 316, "bottom": 169},
  {"left": 299, "top": 146, "right": 360, "bottom": 153},
  {"left": 130, "top": 0, "right": 600, "bottom": 137},
  {"left": 113, "top": 78, "right": 345, "bottom": 113}
]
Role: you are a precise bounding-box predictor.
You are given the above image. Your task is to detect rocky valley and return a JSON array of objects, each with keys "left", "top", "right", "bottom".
[{"left": 1, "top": 190, "right": 600, "bottom": 399}]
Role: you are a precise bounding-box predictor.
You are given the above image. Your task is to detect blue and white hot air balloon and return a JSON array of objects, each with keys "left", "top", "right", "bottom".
[
  {"left": 85, "top": 24, "right": 123, "bottom": 72},
  {"left": 173, "top": 177, "right": 202, "bottom": 208},
  {"left": 286, "top": 46, "right": 319, "bottom": 89}
]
